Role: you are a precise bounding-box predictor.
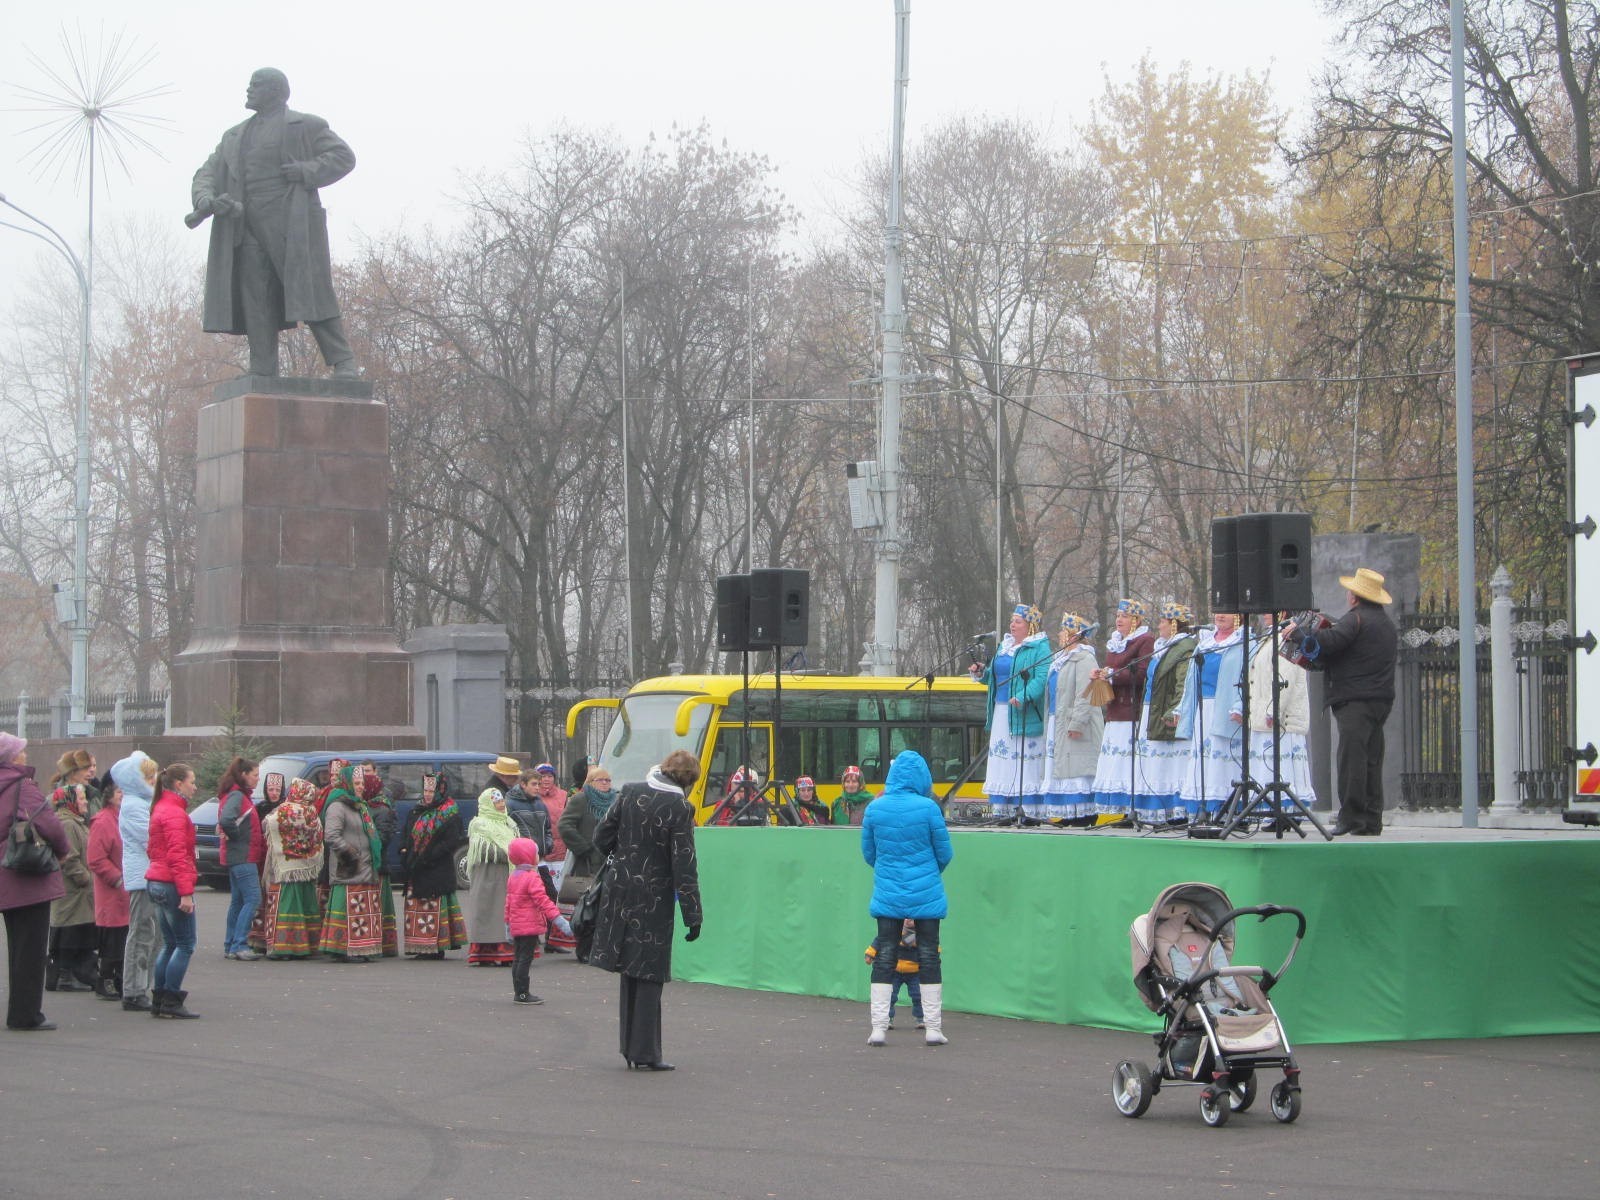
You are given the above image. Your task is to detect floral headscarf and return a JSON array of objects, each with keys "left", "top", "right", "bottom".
[
  {"left": 408, "top": 774, "right": 459, "bottom": 858},
  {"left": 277, "top": 778, "right": 323, "bottom": 861}
]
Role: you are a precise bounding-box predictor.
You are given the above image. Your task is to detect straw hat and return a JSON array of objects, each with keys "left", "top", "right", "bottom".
[
  {"left": 490, "top": 754, "right": 522, "bottom": 779},
  {"left": 1339, "top": 567, "right": 1393, "bottom": 606}
]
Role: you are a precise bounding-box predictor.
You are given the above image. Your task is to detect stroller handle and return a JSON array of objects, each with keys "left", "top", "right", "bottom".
[{"left": 1195, "top": 904, "right": 1307, "bottom": 995}]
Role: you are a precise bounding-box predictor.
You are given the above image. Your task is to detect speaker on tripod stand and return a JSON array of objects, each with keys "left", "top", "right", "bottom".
[{"left": 1193, "top": 514, "right": 1330, "bottom": 841}]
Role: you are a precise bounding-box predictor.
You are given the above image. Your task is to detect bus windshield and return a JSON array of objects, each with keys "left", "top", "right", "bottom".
[{"left": 599, "top": 692, "right": 714, "bottom": 787}]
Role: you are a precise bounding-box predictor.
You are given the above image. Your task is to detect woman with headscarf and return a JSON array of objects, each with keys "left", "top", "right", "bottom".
[
  {"left": 1, "top": 733, "right": 73, "bottom": 1031},
  {"left": 86, "top": 773, "right": 128, "bottom": 1000},
  {"left": 398, "top": 772, "right": 468, "bottom": 959},
  {"left": 1091, "top": 598, "right": 1157, "bottom": 819},
  {"left": 1131, "top": 603, "right": 1199, "bottom": 825},
  {"left": 971, "top": 603, "right": 1054, "bottom": 820},
  {"left": 830, "top": 765, "right": 874, "bottom": 825},
  {"left": 261, "top": 778, "right": 325, "bottom": 959},
  {"left": 1178, "top": 611, "right": 1248, "bottom": 820},
  {"left": 321, "top": 763, "right": 383, "bottom": 964},
  {"left": 1041, "top": 612, "right": 1103, "bottom": 824},
  {"left": 359, "top": 762, "right": 400, "bottom": 958},
  {"left": 246, "top": 771, "right": 287, "bottom": 955},
  {"left": 792, "top": 776, "right": 830, "bottom": 825},
  {"left": 589, "top": 749, "right": 703, "bottom": 1071},
  {"left": 46, "top": 776, "right": 98, "bottom": 993},
  {"left": 464, "top": 787, "right": 518, "bottom": 965}
]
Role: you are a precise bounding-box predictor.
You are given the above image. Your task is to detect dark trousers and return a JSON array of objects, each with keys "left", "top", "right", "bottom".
[
  {"left": 618, "top": 974, "right": 664, "bottom": 1065},
  {"left": 98, "top": 925, "right": 128, "bottom": 996},
  {"left": 1334, "top": 698, "right": 1392, "bottom": 832},
  {"left": 869, "top": 917, "right": 942, "bottom": 985},
  {"left": 511, "top": 934, "right": 540, "bottom": 997},
  {"left": 5, "top": 901, "right": 51, "bottom": 1029}
]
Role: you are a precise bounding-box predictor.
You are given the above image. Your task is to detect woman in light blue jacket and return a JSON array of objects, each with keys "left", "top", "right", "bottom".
[
  {"left": 862, "top": 751, "right": 954, "bottom": 1047},
  {"left": 1176, "top": 613, "right": 1248, "bottom": 819},
  {"left": 112, "top": 752, "right": 160, "bottom": 1013}
]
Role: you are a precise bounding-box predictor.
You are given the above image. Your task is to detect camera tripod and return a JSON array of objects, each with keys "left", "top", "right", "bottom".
[{"left": 1188, "top": 614, "right": 1332, "bottom": 842}]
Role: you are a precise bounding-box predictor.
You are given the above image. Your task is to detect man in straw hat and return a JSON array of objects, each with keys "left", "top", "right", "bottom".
[{"left": 1293, "top": 567, "right": 1399, "bottom": 836}]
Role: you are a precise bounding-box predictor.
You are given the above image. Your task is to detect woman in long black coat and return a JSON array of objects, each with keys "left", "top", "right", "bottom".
[{"left": 589, "top": 749, "right": 703, "bottom": 1072}]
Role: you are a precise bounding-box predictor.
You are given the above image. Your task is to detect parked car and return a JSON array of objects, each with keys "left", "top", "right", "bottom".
[{"left": 190, "top": 751, "right": 501, "bottom": 890}]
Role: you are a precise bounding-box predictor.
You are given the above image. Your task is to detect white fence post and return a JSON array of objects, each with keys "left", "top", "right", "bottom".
[{"left": 1489, "top": 565, "right": 1519, "bottom": 811}]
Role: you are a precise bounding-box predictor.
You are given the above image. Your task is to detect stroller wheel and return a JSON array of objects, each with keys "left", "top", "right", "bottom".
[
  {"left": 1112, "top": 1059, "right": 1155, "bottom": 1118},
  {"left": 1227, "top": 1070, "right": 1257, "bottom": 1112},
  {"left": 1199, "top": 1087, "right": 1232, "bottom": 1127},
  {"left": 1270, "top": 1081, "right": 1302, "bottom": 1123}
]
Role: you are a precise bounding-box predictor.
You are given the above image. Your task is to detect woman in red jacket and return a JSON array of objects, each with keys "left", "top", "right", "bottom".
[{"left": 143, "top": 763, "right": 201, "bottom": 1020}]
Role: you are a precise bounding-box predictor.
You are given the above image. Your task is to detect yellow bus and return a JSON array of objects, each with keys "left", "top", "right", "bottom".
[{"left": 566, "top": 673, "right": 990, "bottom": 824}]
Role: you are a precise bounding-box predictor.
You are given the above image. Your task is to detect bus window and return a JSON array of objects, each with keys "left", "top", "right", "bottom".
[
  {"left": 598, "top": 693, "right": 715, "bottom": 788},
  {"left": 887, "top": 724, "right": 972, "bottom": 784},
  {"left": 706, "top": 723, "right": 772, "bottom": 799},
  {"left": 779, "top": 724, "right": 879, "bottom": 787}
]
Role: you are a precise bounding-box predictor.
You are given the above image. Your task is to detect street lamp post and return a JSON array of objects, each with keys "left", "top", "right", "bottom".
[{"left": 1, "top": 192, "right": 95, "bottom": 736}]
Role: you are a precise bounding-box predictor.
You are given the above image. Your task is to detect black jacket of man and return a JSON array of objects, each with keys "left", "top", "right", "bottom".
[{"left": 1312, "top": 599, "right": 1398, "bottom": 708}]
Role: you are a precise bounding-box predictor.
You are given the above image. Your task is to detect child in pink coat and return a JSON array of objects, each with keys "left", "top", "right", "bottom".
[{"left": 505, "top": 838, "right": 571, "bottom": 1005}]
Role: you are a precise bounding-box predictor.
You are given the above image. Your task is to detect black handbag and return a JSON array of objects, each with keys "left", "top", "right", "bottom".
[
  {"left": 570, "top": 856, "right": 613, "bottom": 963},
  {"left": 3, "top": 797, "right": 60, "bottom": 876}
]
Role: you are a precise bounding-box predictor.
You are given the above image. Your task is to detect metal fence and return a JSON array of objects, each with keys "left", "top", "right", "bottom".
[
  {"left": 0, "top": 689, "right": 169, "bottom": 740},
  {"left": 1397, "top": 596, "right": 1568, "bottom": 811},
  {"left": 504, "top": 677, "right": 631, "bottom": 773}
]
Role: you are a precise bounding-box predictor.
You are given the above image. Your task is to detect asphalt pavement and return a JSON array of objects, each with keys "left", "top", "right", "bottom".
[{"left": 2, "top": 899, "right": 1595, "bottom": 1200}]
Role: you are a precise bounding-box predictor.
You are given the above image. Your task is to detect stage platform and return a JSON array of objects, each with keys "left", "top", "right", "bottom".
[{"left": 681, "top": 823, "right": 1600, "bottom": 1045}]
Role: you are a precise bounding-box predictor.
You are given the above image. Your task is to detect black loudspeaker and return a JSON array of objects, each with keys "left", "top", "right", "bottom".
[
  {"left": 716, "top": 574, "right": 752, "bottom": 651},
  {"left": 1231, "top": 512, "right": 1314, "bottom": 612},
  {"left": 1210, "top": 516, "right": 1241, "bottom": 611},
  {"left": 748, "top": 567, "right": 810, "bottom": 648}
]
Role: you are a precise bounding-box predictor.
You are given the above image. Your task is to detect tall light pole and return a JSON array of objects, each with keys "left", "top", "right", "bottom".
[
  {"left": 867, "top": 0, "right": 911, "bottom": 676},
  {"left": 0, "top": 192, "right": 93, "bottom": 735}
]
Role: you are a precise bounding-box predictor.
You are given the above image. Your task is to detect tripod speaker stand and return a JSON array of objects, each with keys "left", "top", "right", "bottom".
[
  {"left": 1187, "top": 614, "right": 1331, "bottom": 841},
  {"left": 1190, "top": 513, "right": 1330, "bottom": 842}
]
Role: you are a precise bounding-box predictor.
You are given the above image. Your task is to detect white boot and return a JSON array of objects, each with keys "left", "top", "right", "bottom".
[
  {"left": 921, "top": 983, "right": 948, "bottom": 1045},
  {"left": 867, "top": 982, "right": 893, "bottom": 1046}
]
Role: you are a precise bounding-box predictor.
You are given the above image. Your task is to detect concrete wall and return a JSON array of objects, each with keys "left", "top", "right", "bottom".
[
  {"left": 404, "top": 624, "right": 510, "bottom": 751},
  {"left": 1306, "top": 532, "right": 1422, "bottom": 814}
]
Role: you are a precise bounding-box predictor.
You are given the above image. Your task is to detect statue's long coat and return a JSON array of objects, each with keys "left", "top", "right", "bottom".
[{"left": 191, "top": 108, "right": 354, "bottom": 332}]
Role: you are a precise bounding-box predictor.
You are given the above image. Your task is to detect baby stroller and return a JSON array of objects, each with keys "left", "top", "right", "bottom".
[{"left": 1112, "top": 882, "right": 1306, "bottom": 1127}]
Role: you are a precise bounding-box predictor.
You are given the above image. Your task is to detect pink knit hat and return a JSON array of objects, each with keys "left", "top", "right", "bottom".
[{"left": 0, "top": 732, "right": 26, "bottom": 763}]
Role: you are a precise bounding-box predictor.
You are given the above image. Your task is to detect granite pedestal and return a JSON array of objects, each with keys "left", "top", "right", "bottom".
[{"left": 168, "top": 378, "right": 421, "bottom": 747}]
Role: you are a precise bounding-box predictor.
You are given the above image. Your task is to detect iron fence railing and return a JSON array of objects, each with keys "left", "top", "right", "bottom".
[
  {"left": 504, "top": 677, "right": 631, "bottom": 773},
  {"left": 0, "top": 689, "right": 169, "bottom": 740},
  {"left": 1397, "top": 596, "right": 1568, "bottom": 811}
]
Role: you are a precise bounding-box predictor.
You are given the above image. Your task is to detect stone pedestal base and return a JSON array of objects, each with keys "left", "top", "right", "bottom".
[{"left": 168, "top": 380, "right": 421, "bottom": 746}]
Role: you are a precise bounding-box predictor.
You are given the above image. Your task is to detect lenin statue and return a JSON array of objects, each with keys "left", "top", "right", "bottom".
[{"left": 189, "top": 68, "right": 360, "bottom": 379}]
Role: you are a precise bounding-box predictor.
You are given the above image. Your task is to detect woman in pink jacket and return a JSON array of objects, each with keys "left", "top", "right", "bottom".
[
  {"left": 504, "top": 838, "right": 571, "bottom": 1006},
  {"left": 143, "top": 763, "right": 200, "bottom": 1020},
  {"left": 86, "top": 777, "right": 129, "bottom": 1000}
]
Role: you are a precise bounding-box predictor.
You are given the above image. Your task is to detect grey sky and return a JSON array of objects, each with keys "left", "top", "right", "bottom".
[{"left": 2, "top": 1, "right": 1337, "bottom": 307}]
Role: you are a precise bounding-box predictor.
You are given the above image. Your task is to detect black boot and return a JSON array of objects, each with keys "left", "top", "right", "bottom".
[
  {"left": 149, "top": 989, "right": 168, "bottom": 1017},
  {"left": 163, "top": 990, "right": 200, "bottom": 1020},
  {"left": 44, "top": 956, "right": 60, "bottom": 992}
]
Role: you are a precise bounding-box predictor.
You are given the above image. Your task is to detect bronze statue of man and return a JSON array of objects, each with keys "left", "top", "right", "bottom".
[{"left": 189, "top": 68, "right": 360, "bottom": 379}]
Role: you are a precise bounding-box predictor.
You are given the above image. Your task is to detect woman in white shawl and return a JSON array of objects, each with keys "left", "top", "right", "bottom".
[
  {"left": 1177, "top": 612, "right": 1248, "bottom": 819},
  {"left": 1041, "top": 612, "right": 1102, "bottom": 823},
  {"left": 464, "top": 788, "right": 518, "bottom": 966},
  {"left": 1245, "top": 613, "right": 1317, "bottom": 816}
]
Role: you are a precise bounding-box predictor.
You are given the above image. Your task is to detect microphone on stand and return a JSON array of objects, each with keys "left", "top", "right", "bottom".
[{"left": 970, "top": 630, "right": 1001, "bottom": 641}]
